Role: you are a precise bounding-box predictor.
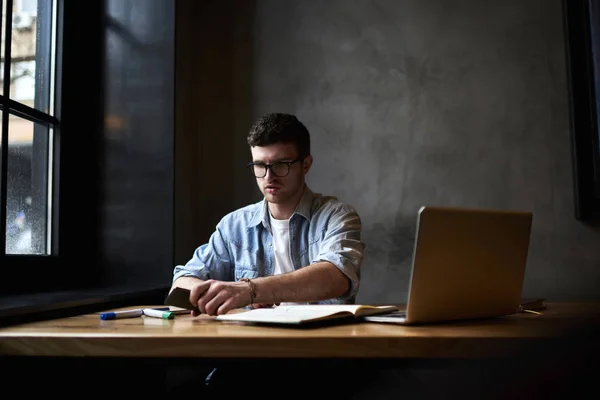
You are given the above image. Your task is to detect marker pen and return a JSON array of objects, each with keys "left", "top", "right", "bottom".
[
  {"left": 143, "top": 308, "right": 174, "bottom": 319},
  {"left": 100, "top": 309, "right": 144, "bottom": 320},
  {"left": 99, "top": 307, "right": 170, "bottom": 320}
]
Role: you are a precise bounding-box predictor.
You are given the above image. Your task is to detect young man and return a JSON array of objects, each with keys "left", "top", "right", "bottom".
[{"left": 170, "top": 112, "right": 365, "bottom": 316}]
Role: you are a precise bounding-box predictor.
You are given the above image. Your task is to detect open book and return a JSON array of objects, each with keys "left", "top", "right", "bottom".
[{"left": 215, "top": 304, "right": 399, "bottom": 325}]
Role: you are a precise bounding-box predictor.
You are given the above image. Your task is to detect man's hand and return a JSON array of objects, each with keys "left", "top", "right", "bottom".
[
  {"left": 189, "top": 279, "right": 252, "bottom": 316},
  {"left": 170, "top": 261, "right": 348, "bottom": 315}
]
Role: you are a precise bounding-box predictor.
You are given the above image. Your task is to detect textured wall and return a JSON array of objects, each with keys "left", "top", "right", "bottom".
[
  {"left": 250, "top": 0, "right": 600, "bottom": 303},
  {"left": 181, "top": 0, "right": 600, "bottom": 303}
]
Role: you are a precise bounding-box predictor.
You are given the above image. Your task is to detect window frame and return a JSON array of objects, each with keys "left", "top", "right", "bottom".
[
  {"left": 0, "top": 0, "right": 105, "bottom": 296},
  {"left": 0, "top": 1, "right": 173, "bottom": 324},
  {"left": 1, "top": 0, "right": 60, "bottom": 256},
  {"left": 563, "top": 0, "right": 600, "bottom": 221}
]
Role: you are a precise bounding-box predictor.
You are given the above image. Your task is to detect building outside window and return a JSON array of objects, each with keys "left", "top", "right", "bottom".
[{"left": 1, "top": 0, "right": 59, "bottom": 255}]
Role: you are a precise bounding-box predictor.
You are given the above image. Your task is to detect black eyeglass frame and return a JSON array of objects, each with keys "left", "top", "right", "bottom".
[{"left": 246, "top": 157, "right": 304, "bottom": 178}]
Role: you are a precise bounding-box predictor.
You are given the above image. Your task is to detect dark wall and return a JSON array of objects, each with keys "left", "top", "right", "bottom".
[
  {"left": 175, "top": 0, "right": 600, "bottom": 303},
  {"left": 174, "top": 0, "right": 258, "bottom": 265},
  {"left": 99, "top": 0, "right": 175, "bottom": 287}
]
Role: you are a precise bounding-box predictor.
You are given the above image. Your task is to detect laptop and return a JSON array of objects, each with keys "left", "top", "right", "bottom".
[{"left": 363, "top": 205, "right": 533, "bottom": 325}]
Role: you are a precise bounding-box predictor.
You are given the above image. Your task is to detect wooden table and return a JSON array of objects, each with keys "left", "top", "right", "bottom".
[
  {"left": 1, "top": 302, "right": 599, "bottom": 396},
  {"left": 1, "top": 302, "right": 599, "bottom": 359}
]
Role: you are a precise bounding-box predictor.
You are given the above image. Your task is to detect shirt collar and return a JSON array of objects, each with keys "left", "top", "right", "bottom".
[
  {"left": 294, "top": 184, "right": 313, "bottom": 222},
  {"left": 248, "top": 184, "right": 313, "bottom": 229}
]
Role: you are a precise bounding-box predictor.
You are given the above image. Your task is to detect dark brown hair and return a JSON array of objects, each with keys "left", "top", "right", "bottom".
[{"left": 246, "top": 113, "right": 310, "bottom": 159}]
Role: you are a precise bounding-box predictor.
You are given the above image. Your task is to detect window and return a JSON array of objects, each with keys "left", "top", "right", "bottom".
[
  {"left": 0, "top": 0, "right": 173, "bottom": 317},
  {"left": 564, "top": 0, "right": 600, "bottom": 221},
  {"left": 0, "top": 0, "right": 59, "bottom": 255}
]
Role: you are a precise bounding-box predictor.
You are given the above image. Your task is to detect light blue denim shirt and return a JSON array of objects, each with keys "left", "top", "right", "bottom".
[{"left": 173, "top": 185, "right": 365, "bottom": 304}]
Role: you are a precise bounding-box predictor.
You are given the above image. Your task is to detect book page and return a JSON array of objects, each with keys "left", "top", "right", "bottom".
[
  {"left": 215, "top": 304, "right": 399, "bottom": 324},
  {"left": 272, "top": 304, "right": 398, "bottom": 316},
  {"left": 274, "top": 304, "right": 363, "bottom": 313},
  {"left": 216, "top": 307, "right": 352, "bottom": 324}
]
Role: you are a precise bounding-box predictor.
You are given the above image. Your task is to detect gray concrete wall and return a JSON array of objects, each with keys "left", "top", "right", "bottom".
[{"left": 177, "top": 0, "right": 600, "bottom": 303}]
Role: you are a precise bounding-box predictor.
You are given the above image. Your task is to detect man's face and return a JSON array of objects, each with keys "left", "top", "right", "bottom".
[{"left": 250, "top": 142, "right": 312, "bottom": 206}]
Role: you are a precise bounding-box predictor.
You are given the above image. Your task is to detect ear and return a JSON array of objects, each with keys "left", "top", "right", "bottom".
[{"left": 303, "top": 155, "right": 313, "bottom": 174}]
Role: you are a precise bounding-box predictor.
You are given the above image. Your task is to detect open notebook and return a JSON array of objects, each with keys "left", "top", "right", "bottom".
[{"left": 215, "top": 304, "right": 399, "bottom": 325}]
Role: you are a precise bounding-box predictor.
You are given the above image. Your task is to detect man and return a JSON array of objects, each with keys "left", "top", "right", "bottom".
[{"left": 170, "top": 112, "right": 365, "bottom": 316}]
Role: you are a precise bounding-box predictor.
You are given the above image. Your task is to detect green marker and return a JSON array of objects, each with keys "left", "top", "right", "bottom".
[{"left": 143, "top": 308, "right": 174, "bottom": 319}]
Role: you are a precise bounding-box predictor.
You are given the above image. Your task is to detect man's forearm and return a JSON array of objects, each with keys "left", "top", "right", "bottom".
[{"left": 251, "top": 262, "right": 350, "bottom": 304}]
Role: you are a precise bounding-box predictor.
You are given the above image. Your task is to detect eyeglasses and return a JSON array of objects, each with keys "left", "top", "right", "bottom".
[{"left": 247, "top": 158, "right": 303, "bottom": 178}]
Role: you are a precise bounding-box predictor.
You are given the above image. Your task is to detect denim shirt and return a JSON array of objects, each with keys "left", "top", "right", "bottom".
[{"left": 172, "top": 185, "right": 365, "bottom": 304}]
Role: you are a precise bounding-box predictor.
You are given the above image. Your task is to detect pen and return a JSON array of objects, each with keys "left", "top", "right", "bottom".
[
  {"left": 143, "top": 308, "right": 174, "bottom": 319},
  {"left": 100, "top": 309, "right": 144, "bottom": 320},
  {"left": 99, "top": 307, "right": 171, "bottom": 320}
]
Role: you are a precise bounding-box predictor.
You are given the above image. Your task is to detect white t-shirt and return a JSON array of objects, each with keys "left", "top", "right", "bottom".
[
  {"left": 269, "top": 212, "right": 294, "bottom": 276},
  {"left": 269, "top": 212, "right": 306, "bottom": 305}
]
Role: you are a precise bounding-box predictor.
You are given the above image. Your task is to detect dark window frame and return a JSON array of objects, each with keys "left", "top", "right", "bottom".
[
  {"left": 563, "top": 0, "right": 600, "bottom": 221},
  {"left": 0, "top": 1, "right": 173, "bottom": 324},
  {"left": 1, "top": 0, "right": 59, "bottom": 258},
  {"left": 0, "top": 0, "right": 104, "bottom": 296}
]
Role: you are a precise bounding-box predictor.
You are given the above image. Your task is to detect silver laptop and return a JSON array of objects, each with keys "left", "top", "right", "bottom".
[{"left": 364, "top": 205, "right": 533, "bottom": 325}]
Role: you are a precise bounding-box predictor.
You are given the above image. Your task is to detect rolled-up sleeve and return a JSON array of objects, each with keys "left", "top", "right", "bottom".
[
  {"left": 173, "top": 224, "right": 233, "bottom": 283},
  {"left": 311, "top": 205, "right": 365, "bottom": 302}
]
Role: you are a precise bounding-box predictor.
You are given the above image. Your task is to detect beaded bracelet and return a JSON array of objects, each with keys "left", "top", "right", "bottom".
[{"left": 240, "top": 278, "right": 256, "bottom": 305}]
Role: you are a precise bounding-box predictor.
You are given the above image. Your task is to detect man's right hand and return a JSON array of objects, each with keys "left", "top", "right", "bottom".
[
  {"left": 190, "top": 279, "right": 254, "bottom": 316},
  {"left": 172, "top": 277, "right": 255, "bottom": 316}
]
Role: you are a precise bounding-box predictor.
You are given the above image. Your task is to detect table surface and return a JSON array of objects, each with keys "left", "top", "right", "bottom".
[{"left": 1, "top": 302, "right": 599, "bottom": 359}]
